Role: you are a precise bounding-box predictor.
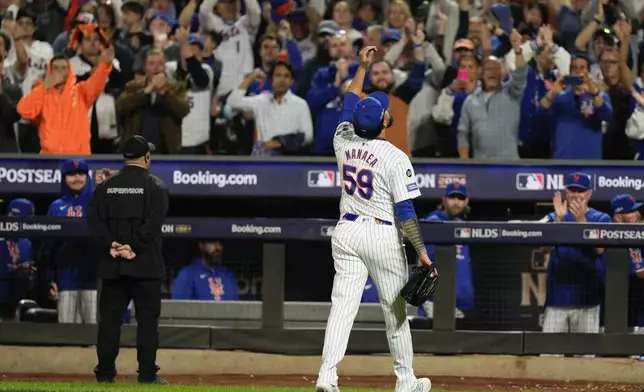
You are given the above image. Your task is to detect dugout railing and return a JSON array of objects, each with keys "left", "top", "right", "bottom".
[{"left": 1, "top": 217, "right": 644, "bottom": 356}]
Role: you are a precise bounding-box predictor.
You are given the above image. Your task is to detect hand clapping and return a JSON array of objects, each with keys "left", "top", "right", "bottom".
[
  {"left": 552, "top": 191, "right": 567, "bottom": 220},
  {"left": 568, "top": 199, "right": 587, "bottom": 222}
]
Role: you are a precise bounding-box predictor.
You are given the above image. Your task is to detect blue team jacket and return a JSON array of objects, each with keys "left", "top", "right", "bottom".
[
  {"left": 628, "top": 248, "right": 644, "bottom": 326},
  {"left": 0, "top": 238, "right": 34, "bottom": 300},
  {"left": 545, "top": 209, "right": 610, "bottom": 307},
  {"left": 538, "top": 90, "right": 612, "bottom": 159},
  {"left": 307, "top": 62, "right": 360, "bottom": 154},
  {"left": 46, "top": 162, "right": 95, "bottom": 291},
  {"left": 171, "top": 259, "right": 239, "bottom": 301},
  {"left": 361, "top": 276, "right": 379, "bottom": 303},
  {"left": 518, "top": 66, "right": 551, "bottom": 148},
  {"left": 420, "top": 210, "right": 474, "bottom": 312}
]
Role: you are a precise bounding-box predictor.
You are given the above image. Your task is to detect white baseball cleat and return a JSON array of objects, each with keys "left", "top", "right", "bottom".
[
  {"left": 415, "top": 377, "right": 432, "bottom": 392},
  {"left": 315, "top": 381, "right": 340, "bottom": 392}
]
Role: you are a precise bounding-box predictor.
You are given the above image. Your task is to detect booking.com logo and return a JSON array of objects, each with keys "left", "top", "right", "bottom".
[
  {"left": 173, "top": 170, "right": 258, "bottom": 187},
  {"left": 596, "top": 176, "right": 644, "bottom": 191}
]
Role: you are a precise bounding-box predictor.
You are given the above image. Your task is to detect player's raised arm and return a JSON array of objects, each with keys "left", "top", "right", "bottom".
[
  {"left": 389, "top": 157, "right": 433, "bottom": 267},
  {"left": 338, "top": 46, "right": 377, "bottom": 124}
]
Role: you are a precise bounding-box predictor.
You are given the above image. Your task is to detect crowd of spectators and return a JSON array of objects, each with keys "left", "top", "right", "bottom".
[{"left": 0, "top": 0, "right": 643, "bottom": 158}]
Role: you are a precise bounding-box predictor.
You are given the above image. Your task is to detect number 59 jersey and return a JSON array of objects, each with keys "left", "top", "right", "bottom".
[{"left": 334, "top": 121, "right": 421, "bottom": 222}]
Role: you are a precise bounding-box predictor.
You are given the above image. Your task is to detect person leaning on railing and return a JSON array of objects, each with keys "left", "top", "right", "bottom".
[{"left": 539, "top": 173, "right": 609, "bottom": 350}]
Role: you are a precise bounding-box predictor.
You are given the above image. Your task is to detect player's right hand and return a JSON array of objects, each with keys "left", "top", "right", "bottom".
[
  {"left": 49, "top": 282, "right": 58, "bottom": 300},
  {"left": 358, "top": 46, "right": 377, "bottom": 68},
  {"left": 552, "top": 191, "right": 567, "bottom": 220},
  {"left": 418, "top": 252, "right": 433, "bottom": 267}
]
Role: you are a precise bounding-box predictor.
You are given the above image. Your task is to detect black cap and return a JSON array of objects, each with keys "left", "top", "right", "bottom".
[
  {"left": 594, "top": 27, "right": 616, "bottom": 45},
  {"left": 16, "top": 8, "right": 36, "bottom": 23},
  {"left": 122, "top": 135, "right": 155, "bottom": 159}
]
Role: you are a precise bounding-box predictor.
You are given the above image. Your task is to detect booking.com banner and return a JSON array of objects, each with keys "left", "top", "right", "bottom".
[{"left": 0, "top": 157, "right": 643, "bottom": 201}]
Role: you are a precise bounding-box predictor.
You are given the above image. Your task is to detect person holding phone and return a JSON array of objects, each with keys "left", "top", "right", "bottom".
[
  {"left": 432, "top": 52, "right": 479, "bottom": 156},
  {"left": 539, "top": 54, "right": 613, "bottom": 159}
]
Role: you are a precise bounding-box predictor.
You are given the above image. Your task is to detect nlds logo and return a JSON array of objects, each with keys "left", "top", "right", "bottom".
[
  {"left": 454, "top": 227, "right": 498, "bottom": 239},
  {"left": 0, "top": 222, "right": 20, "bottom": 232}
]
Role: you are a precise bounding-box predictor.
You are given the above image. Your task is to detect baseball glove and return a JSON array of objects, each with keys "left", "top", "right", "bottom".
[{"left": 400, "top": 265, "right": 439, "bottom": 306}]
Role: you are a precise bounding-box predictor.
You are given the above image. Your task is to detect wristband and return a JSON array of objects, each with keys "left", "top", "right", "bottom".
[{"left": 412, "top": 43, "right": 423, "bottom": 49}]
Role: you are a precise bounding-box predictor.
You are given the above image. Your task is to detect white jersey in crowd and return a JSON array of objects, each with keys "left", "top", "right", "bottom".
[
  {"left": 199, "top": 0, "right": 260, "bottom": 97},
  {"left": 297, "top": 36, "right": 316, "bottom": 63},
  {"left": 5, "top": 40, "right": 54, "bottom": 126},
  {"left": 333, "top": 121, "right": 421, "bottom": 223},
  {"left": 69, "top": 55, "right": 120, "bottom": 140},
  {"left": 165, "top": 60, "right": 214, "bottom": 147},
  {"left": 16, "top": 40, "right": 54, "bottom": 97}
]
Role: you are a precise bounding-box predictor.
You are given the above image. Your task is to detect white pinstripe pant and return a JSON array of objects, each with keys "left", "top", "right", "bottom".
[
  {"left": 541, "top": 305, "right": 600, "bottom": 358},
  {"left": 57, "top": 290, "right": 98, "bottom": 324},
  {"left": 542, "top": 305, "right": 600, "bottom": 333},
  {"left": 318, "top": 218, "right": 419, "bottom": 392}
]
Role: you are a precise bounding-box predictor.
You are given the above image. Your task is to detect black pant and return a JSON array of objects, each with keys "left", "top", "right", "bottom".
[
  {"left": 95, "top": 276, "right": 162, "bottom": 380},
  {"left": 181, "top": 143, "right": 207, "bottom": 155},
  {"left": 17, "top": 123, "right": 40, "bottom": 153}
]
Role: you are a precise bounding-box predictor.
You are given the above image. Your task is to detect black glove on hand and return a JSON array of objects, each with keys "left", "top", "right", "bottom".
[{"left": 400, "top": 265, "right": 439, "bottom": 306}]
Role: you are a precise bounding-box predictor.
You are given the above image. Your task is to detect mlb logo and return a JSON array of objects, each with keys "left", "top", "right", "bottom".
[
  {"left": 583, "top": 229, "right": 600, "bottom": 239},
  {"left": 308, "top": 170, "right": 335, "bottom": 187},
  {"left": 454, "top": 228, "right": 471, "bottom": 239},
  {"left": 516, "top": 173, "right": 545, "bottom": 190},
  {"left": 321, "top": 226, "right": 335, "bottom": 237}
]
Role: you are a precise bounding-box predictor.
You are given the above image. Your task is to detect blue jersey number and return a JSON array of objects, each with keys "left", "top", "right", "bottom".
[{"left": 343, "top": 165, "right": 374, "bottom": 200}]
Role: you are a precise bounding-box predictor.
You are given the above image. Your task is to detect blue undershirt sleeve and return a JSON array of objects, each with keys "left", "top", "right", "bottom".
[{"left": 395, "top": 199, "right": 416, "bottom": 221}]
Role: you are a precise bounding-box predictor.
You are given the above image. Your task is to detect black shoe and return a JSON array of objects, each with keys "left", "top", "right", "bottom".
[
  {"left": 138, "top": 375, "right": 168, "bottom": 385},
  {"left": 94, "top": 366, "right": 115, "bottom": 383}
]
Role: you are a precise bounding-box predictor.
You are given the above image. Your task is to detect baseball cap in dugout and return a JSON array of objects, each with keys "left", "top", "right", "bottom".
[
  {"left": 122, "top": 135, "right": 156, "bottom": 159},
  {"left": 353, "top": 91, "right": 389, "bottom": 138},
  {"left": 610, "top": 194, "right": 644, "bottom": 215},
  {"left": 445, "top": 182, "right": 467, "bottom": 198},
  {"left": 565, "top": 172, "right": 591, "bottom": 191}
]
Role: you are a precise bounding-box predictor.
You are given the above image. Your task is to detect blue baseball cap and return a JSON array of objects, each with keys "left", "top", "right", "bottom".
[
  {"left": 147, "top": 13, "right": 175, "bottom": 30},
  {"left": 610, "top": 194, "right": 644, "bottom": 215},
  {"left": 353, "top": 91, "right": 389, "bottom": 137},
  {"left": 270, "top": 0, "right": 295, "bottom": 24},
  {"left": 62, "top": 158, "right": 90, "bottom": 175},
  {"left": 565, "top": 172, "right": 591, "bottom": 191},
  {"left": 382, "top": 28, "right": 402, "bottom": 44},
  {"left": 445, "top": 182, "right": 467, "bottom": 197},
  {"left": 7, "top": 198, "right": 35, "bottom": 217},
  {"left": 188, "top": 33, "right": 205, "bottom": 48}
]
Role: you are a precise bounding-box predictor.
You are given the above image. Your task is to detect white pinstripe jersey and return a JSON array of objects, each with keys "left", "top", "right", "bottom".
[{"left": 333, "top": 120, "right": 421, "bottom": 223}]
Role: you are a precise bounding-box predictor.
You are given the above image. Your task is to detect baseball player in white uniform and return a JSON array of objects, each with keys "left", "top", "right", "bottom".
[{"left": 316, "top": 46, "right": 433, "bottom": 392}]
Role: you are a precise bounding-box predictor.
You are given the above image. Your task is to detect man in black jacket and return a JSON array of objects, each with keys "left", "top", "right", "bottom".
[{"left": 88, "top": 135, "right": 169, "bottom": 384}]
